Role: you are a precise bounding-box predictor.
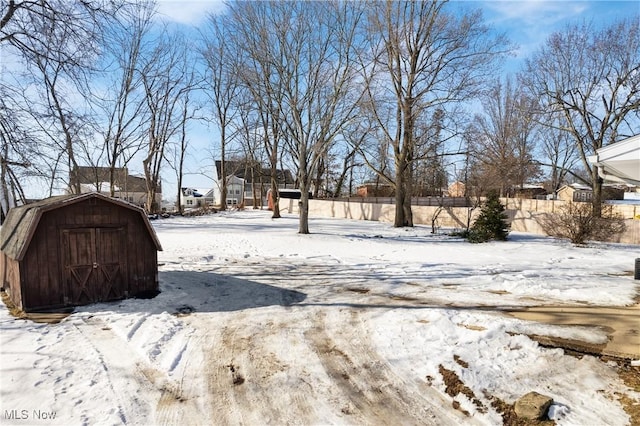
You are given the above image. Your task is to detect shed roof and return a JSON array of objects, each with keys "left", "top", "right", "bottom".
[{"left": 1, "top": 192, "right": 162, "bottom": 261}]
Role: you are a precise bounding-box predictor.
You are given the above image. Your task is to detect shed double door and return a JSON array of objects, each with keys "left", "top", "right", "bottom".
[{"left": 61, "top": 227, "right": 127, "bottom": 305}]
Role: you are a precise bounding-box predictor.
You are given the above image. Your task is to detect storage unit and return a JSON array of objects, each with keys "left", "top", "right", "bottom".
[{"left": 0, "top": 193, "right": 162, "bottom": 312}]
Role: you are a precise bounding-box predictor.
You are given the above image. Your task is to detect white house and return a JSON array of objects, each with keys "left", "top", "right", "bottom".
[
  {"left": 180, "top": 188, "right": 204, "bottom": 209},
  {"left": 179, "top": 188, "right": 216, "bottom": 210},
  {"left": 589, "top": 134, "right": 640, "bottom": 186},
  {"left": 213, "top": 160, "right": 295, "bottom": 207},
  {"left": 223, "top": 175, "right": 246, "bottom": 206}
]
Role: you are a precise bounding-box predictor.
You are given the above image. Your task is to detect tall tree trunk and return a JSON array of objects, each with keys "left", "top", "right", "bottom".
[
  {"left": 219, "top": 133, "right": 227, "bottom": 211},
  {"left": 592, "top": 166, "right": 603, "bottom": 217},
  {"left": 394, "top": 170, "right": 406, "bottom": 227},
  {"left": 298, "top": 149, "right": 310, "bottom": 234},
  {"left": 270, "top": 150, "right": 281, "bottom": 219}
]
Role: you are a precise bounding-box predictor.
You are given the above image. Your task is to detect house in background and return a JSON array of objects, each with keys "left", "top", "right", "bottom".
[
  {"left": 69, "top": 166, "right": 161, "bottom": 210},
  {"left": 214, "top": 160, "right": 294, "bottom": 207},
  {"left": 512, "top": 184, "right": 547, "bottom": 199},
  {"left": 179, "top": 187, "right": 216, "bottom": 210},
  {"left": 181, "top": 188, "right": 202, "bottom": 209},
  {"left": 447, "top": 181, "right": 466, "bottom": 198},
  {"left": 356, "top": 182, "right": 394, "bottom": 197},
  {"left": 556, "top": 183, "right": 624, "bottom": 202}
]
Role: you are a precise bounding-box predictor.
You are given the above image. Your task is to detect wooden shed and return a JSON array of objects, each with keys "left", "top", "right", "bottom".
[{"left": 0, "top": 193, "right": 163, "bottom": 312}]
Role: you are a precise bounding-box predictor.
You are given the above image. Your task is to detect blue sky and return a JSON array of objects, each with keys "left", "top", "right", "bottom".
[
  {"left": 151, "top": 1, "right": 640, "bottom": 200},
  {"left": 471, "top": 1, "right": 640, "bottom": 72},
  {"left": 160, "top": 0, "right": 639, "bottom": 70}
]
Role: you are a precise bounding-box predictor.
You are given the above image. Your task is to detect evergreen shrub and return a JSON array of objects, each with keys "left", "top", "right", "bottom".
[{"left": 467, "top": 191, "right": 510, "bottom": 243}]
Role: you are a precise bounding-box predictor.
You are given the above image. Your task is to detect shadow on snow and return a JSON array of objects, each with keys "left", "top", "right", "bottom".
[{"left": 75, "top": 270, "right": 307, "bottom": 316}]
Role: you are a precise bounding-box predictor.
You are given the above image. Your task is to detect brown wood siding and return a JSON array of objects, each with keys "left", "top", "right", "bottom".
[
  {"left": 23, "top": 213, "right": 65, "bottom": 310},
  {"left": 1, "top": 255, "right": 23, "bottom": 310},
  {"left": 125, "top": 214, "right": 159, "bottom": 296},
  {"left": 9, "top": 195, "right": 159, "bottom": 311}
]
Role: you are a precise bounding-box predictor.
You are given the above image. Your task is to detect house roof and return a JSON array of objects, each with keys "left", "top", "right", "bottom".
[
  {"left": 565, "top": 183, "right": 591, "bottom": 191},
  {"left": 557, "top": 182, "right": 626, "bottom": 194},
  {"left": 215, "top": 161, "right": 294, "bottom": 185},
  {"left": 1, "top": 192, "right": 162, "bottom": 261},
  {"left": 70, "top": 166, "right": 158, "bottom": 194},
  {"left": 589, "top": 135, "right": 640, "bottom": 186},
  {"left": 181, "top": 188, "right": 203, "bottom": 197}
]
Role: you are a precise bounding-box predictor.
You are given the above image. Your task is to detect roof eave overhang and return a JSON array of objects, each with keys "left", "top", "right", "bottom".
[{"left": 589, "top": 135, "right": 640, "bottom": 186}]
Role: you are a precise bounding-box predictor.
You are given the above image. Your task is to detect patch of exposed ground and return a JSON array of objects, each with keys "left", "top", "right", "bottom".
[
  {"left": 525, "top": 334, "right": 607, "bottom": 358},
  {"left": 1, "top": 289, "right": 71, "bottom": 323},
  {"left": 608, "top": 271, "right": 635, "bottom": 277},
  {"left": 487, "top": 396, "right": 554, "bottom": 426},
  {"left": 345, "top": 287, "right": 370, "bottom": 294},
  {"left": 612, "top": 361, "right": 640, "bottom": 425},
  {"left": 438, "top": 355, "right": 555, "bottom": 425},
  {"left": 524, "top": 338, "right": 639, "bottom": 425},
  {"left": 457, "top": 323, "right": 487, "bottom": 331},
  {"left": 438, "top": 360, "right": 485, "bottom": 416},
  {"left": 1, "top": 289, "right": 26, "bottom": 319}
]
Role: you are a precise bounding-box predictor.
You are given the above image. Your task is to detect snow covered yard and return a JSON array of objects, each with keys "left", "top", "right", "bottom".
[{"left": 1, "top": 209, "right": 639, "bottom": 425}]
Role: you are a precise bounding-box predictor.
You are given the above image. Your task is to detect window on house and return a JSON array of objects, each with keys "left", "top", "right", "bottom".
[{"left": 187, "top": 199, "right": 193, "bottom": 205}]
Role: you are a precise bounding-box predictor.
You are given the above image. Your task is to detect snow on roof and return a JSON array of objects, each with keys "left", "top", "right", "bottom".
[{"left": 1, "top": 193, "right": 162, "bottom": 260}]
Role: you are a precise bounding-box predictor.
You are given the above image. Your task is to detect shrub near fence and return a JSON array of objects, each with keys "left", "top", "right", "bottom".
[{"left": 283, "top": 197, "right": 640, "bottom": 245}]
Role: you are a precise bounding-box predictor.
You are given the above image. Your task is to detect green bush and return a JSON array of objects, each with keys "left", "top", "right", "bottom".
[{"left": 467, "top": 191, "right": 510, "bottom": 243}]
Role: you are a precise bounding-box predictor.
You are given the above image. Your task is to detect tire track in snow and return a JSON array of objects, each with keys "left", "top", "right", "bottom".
[
  {"left": 72, "top": 317, "right": 158, "bottom": 424},
  {"left": 203, "top": 315, "right": 251, "bottom": 425},
  {"left": 74, "top": 316, "right": 204, "bottom": 426},
  {"left": 202, "top": 312, "right": 317, "bottom": 425},
  {"left": 305, "top": 309, "right": 475, "bottom": 425}
]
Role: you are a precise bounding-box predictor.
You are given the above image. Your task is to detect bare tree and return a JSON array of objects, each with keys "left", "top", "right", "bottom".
[
  {"left": 413, "top": 108, "right": 448, "bottom": 197},
  {"left": 538, "top": 116, "right": 579, "bottom": 195},
  {"left": 269, "top": 1, "right": 365, "bottom": 234},
  {"left": 233, "top": 98, "right": 268, "bottom": 209},
  {"left": 333, "top": 122, "right": 366, "bottom": 198},
  {"left": 96, "top": 1, "right": 155, "bottom": 196},
  {"left": 0, "top": 0, "right": 118, "bottom": 214},
  {"left": 522, "top": 18, "right": 640, "bottom": 216},
  {"left": 165, "top": 92, "right": 199, "bottom": 215},
  {"left": 20, "top": 3, "right": 100, "bottom": 194},
  {"left": 226, "top": 1, "right": 293, "bottom": 219},
  {"left": 470, "top": 77, "right": 540, "bottom": 196},
  {"left": 0, "top": 92, "right": 33, "bottom": 218},
  {"left": 361, "top": 1, "right": 510, "bottom": 227},
  {"left": 201, "top": 12, "right": 241, "bottom": 211},
  {"left": 140, "top": 30, "right": 199, "bottom": 213},
  {"left": 1, "top": 0, "right": 113, "bottom": 64}
]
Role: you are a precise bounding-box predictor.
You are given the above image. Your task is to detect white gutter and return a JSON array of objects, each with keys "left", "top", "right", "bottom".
[{"left": 588, "top": 136, "right": 640, "bottom": 186}]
